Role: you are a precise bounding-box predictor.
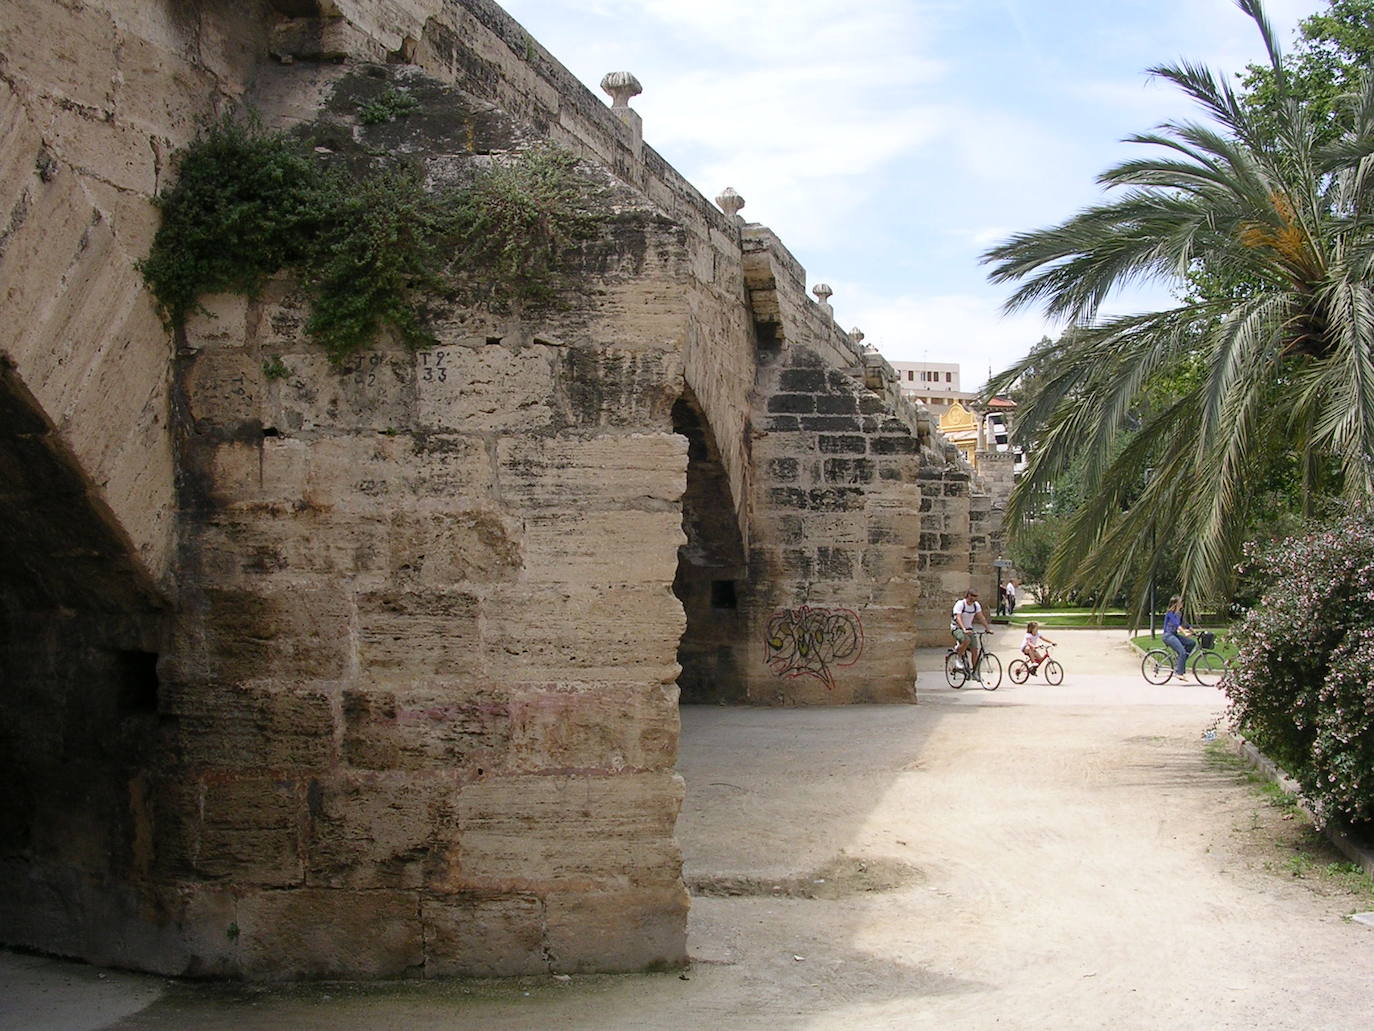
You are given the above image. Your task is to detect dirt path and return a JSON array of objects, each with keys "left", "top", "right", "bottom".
[{"left": 5, "top": 630, "right": 1372, "bottom": 1029}]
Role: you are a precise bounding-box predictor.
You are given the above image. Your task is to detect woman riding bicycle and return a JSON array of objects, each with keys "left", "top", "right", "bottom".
[{"left": 1163, "top": 596, "right": 1196, "bottom": 680}]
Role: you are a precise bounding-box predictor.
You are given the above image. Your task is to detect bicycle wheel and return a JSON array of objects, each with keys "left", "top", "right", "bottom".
[
  {"left": 944, "top": 652, "right": 967, "bottom": 688},
  {"left": 1192, "top": 650, "right": 1225, "bottom": 686},
  {"left": 1141, "top": 649, "right": 1174, "bottom": 685},
  {"left": 1043, "top": 659, "right": 1063, "bottom": 685},
  {"left": 979, "top": 653, "right": 1003, "bottom": 690},
  {"left": 1009, "top": 659, "right": 1030, "bottom": 684}
]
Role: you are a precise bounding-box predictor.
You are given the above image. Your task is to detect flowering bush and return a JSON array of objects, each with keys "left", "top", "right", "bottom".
[{"left": 1224, "top": 512, "right": 1374, "bottom": 835}]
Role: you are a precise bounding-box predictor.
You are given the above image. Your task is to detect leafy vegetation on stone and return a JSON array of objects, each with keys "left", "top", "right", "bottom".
[
  {"left": 449, "top": 148, "right": 599, "bottom": 308},
  {"left": 357, "top": 87, "right": 421, "bottom": 125},
  {"left": 140, "top": 113, "right": 597, "bottom": 365},
  {"left": 306, "top": 164, "right": 452, "bottom": 359},
  {"left": 138, "top": 113, "right": 331, "bottom": 328},
  {"left": 261, "top": 356, "right": 292, "bottom": 381}
]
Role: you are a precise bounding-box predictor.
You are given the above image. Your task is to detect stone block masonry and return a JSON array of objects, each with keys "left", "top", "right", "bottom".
[
  {"left": 0, "top": 0, "right": 1001, "bottom": 979},
  {"left": 723, "top": 226, "right": 988, "bottom": 703},
  {"left": 158, "top": 112, "right": 696, "bottom": 971}
]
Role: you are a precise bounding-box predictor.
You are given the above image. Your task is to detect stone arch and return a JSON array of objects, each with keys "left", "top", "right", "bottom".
[
  {"left": 0, "top": 365, "right": 168, "bottom": 964},
  {"left": 672, "top": 387, "right": 748, "bottom": 703}
]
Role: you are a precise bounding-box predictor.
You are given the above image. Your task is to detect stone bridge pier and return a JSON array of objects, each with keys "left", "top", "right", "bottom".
[{"left": 0, "top": 0, "right": 1004, "bottom": 979}]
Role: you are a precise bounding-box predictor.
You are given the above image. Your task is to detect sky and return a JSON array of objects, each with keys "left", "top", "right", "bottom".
[{"left": 498, "top": 0, "right": 1326, "bottom": 391}]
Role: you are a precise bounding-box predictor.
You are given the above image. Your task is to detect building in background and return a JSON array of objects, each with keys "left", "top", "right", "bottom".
[
  {"left": 886, "top": 360, "right": 1022, "bottom": 474},
  {"left": 887, "top": 361, "right": 971, "bottom": 414},
  {"left": 939, "top": 398, "right": 1022, "bottom": 474}
]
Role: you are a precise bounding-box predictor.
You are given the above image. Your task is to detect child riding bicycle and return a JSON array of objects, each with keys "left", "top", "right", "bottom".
[{"left": 1021, "top": 621, "right": 1057, "bottom": 672}]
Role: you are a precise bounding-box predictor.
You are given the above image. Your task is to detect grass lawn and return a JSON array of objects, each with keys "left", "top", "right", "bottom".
[
  {"left": 1008, "top": 606, "right": 1236, "bottom": 653},
  {"left": 1004, "top": 605, "right": 1130, "bottom": 628}
]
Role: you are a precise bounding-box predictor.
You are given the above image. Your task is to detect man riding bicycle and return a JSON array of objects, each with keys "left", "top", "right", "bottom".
[{"left": 951, "top": 588, "right": 992, "bottom": 679}]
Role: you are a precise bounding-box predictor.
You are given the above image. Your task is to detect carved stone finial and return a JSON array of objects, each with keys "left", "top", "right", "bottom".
[
  {"left": 600, "top": 71, "right": 642, "bottom": 109},
  {"left": 849, "top": 327, "right": 865, "bottom": 345},
  {"left": 716, "top": 186, "right": 745, "bottom": 221},
  {"left": 812, "top": 283, "right": 834, "bottom": 321}
]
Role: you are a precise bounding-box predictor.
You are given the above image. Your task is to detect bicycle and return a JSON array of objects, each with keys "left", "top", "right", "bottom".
[
  {"left": 1009, "top": 643, "right": 1063, "bottom": 685},
  {"left": 1141, "top": 631, "right": 1225, "bottom": 686},
  {"left": 944, "top": 630, "right": 1002, "bottom": 690}
]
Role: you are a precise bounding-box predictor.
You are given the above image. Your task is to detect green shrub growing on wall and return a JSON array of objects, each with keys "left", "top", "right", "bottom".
[
  {"left": 450, "top": 148, "right": 598, "bottom": 307},
  {"left": 1224, "top": 511, "right": 1374, "bottom": 836},
  {"left": 306, "top": 165, "right": 453, "bottom": 360},
  {"left": 357, "top": 87, "right": 420, "bottom": 125},
  {"left": 141, "top": 114, "right": 597, "bottom": 365},
  {"left": 139, "top": 114, "right": 331, "bottom": 327}
]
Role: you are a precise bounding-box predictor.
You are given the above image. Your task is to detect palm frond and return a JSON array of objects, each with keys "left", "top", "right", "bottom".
[{"left": 987, "top": 0, "right": 1372, "bottom": 611}]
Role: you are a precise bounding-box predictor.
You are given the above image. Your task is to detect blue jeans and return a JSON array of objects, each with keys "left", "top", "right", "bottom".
[{"left": 1164, "top": 632, "right": 1194, "bottom": 675}]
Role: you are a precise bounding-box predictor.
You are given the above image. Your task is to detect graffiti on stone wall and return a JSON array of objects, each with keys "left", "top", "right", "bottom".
[{"left": 764, "top": 606, "right": 864, "bottom": 690}]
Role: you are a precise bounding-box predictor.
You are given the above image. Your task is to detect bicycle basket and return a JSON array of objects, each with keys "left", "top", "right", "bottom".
[{"left": 1199, "top": 631, "right": 1215, "bottom": 649}]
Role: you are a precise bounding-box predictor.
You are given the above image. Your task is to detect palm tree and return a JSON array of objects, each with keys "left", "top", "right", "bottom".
[{"left": 982, "top": 0, "right": 1374, "bottom": 613}]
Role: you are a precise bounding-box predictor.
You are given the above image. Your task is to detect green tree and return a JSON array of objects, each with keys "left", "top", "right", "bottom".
[
  {"left": 1241, "top": 0, "right": 1374, "bottom": 144},
  {"left": 983, "top": 0, "right": 1374, "bottom": 614},
  {"left": 1006, "top": 515, "right": 1066, "bottom": 605}
]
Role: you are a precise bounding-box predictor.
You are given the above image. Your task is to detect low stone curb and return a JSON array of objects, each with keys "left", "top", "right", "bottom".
[{"left": 1226, "top": 735, "right": 1374, "bottom": 879}]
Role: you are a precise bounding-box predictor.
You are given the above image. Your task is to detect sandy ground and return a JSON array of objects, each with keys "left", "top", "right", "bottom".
[{"left": 4, "top": 629, "right": 1373, "bottom": 1031}]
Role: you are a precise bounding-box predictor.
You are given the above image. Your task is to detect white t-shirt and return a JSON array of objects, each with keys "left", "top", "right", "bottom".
[
  {"left": 951, "top": 598, "right": 981, "bottom": 631},
  {"left": 1021, "top": 631, "right": 1043, "bottom": 651},
  {"left": 1005, "top": 582, "right": 1017, "bottom": 601}
]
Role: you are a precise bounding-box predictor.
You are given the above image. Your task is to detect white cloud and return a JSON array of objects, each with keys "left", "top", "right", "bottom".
[
  {"left": 498, "top": 0, "right": 1328, "bottom": 381},
  {"left": 962, "top": 226, "right": 1017, "bottom": 250},
  {"left": 505, "top": 0, "right": 955, "bottom": 258},
  {"left": 613, "top": 0, "right": 943, "bottom": 66}
]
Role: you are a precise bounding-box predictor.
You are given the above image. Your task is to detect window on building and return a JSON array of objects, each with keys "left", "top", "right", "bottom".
[{"left": 945, "top": 372, "right": 952, "bottom": 383}]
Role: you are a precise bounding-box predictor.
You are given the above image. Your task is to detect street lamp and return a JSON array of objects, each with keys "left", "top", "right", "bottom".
[{"left": 1144, "top": 467, "right": 1156, "bottom": 639}]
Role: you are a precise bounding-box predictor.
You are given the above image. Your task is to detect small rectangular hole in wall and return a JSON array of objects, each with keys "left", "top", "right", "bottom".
[
  {"left": 115, "top": 650, "right": 160, "bottom": 715},
  {"left": 486, "top": 336, "right": 503, "bottom": 345},
  {"left": 710, "top": 580, "right": 738, "bottom": 610},
  {"left": 754, "top": 322, "right": 780, "bottom": 351}
]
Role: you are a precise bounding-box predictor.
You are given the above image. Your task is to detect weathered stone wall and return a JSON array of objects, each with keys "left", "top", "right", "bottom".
[
  {"left": 0, "top": 0, "right": 281, "bottom": 587},
  {"left": 971, "top": 449, "right": 1015, "bottom": 599},
  {"left": 0, "top": 0, "right": 272, "bottom": 976},
  {"left": 166, "top": 60, "right": 696, "bottom": 977},
  {"left": 284, "top": 0, "right": 762, "bottom": 556},
  {"left": 0, "top": 363, "right": 169, "bottom": 968},
  {"left": 0, "top": 0, "right": 699, "bottom": 978},
  {"left": 729, "top": 228, "right": 979, "bottom": 695},
  {"left": 0, "top": 0, "right": 995, "bottom": 979}
]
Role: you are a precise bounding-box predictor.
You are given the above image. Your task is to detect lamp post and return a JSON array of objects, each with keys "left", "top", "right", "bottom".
[
  {"left": 1149, "top": 524, "right": 1157, "bottom": 639},
  {"left": 1144, "top": 467, "right": 1156, "bottom": 639}
]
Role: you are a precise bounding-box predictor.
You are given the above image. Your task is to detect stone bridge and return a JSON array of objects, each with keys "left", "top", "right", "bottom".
[{"left": 0, "top": 0, "right": 1006, "bottom": 979}]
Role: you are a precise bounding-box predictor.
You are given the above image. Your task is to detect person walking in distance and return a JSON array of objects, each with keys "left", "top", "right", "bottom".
[
  {"left": 1005, "top": 579, "right": 1018, "bottom": 615},
  {"left": 951, "top": 589, "right": 992, "bottom": 680},
  {"left": 1162, "top": 595, "right": 1195, "bottom": 679}
]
